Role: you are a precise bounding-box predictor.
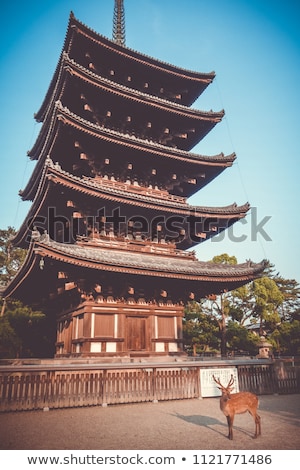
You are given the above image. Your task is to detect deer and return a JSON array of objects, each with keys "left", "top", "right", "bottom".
[{"left": 212, "top": 374, "right": 261, "bottom": 440}]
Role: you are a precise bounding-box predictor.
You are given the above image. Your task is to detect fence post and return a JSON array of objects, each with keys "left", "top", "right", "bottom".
[
  {"left": 152, "top": 367, "right": 158, "bottom": 403},
  {"left": 102, "top": 369, "right": 108, "bottom": 407},
  {"left": 196, "top": 366, "right": 202, "bottom": 399}
]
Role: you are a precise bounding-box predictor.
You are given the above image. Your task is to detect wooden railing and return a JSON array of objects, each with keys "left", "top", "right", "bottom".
[
  {"left": 237, "top": 364, "right": 300, "bottom": 395},
  {"left": 91, "top": 175, "right": 187, "bottom": 204},
  {"left": 76, "top": 236, "right": 195, "bottom": 259},
  {"left": 0, "top": 360, "right": 299, "bottom": 412},
  {"left": 0, "top": 365, "right": 200, "bottom": 412}
]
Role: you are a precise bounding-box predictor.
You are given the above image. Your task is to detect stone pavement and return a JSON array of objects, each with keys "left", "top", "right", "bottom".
[{"left": 0, "top": 394, "right": 299, "bottom": 450}]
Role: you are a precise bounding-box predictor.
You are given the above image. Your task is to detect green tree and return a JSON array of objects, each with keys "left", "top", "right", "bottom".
[
  {"left": 0, "top": 316, "right": 21, "bottom": 358},
  {"left": 211, "top": 254, "right": 238, "bottom": 265},
  {"left": 228, "top": 276, "right": 284, "bottom": 333},
  {"left": 0, "top": 299, "right": 55, "bottom": 358},
  {"left": 0, "top": 228, "right": 55, "bottom": 358},
  {"left": 206, "top": 253, "right": 238, "bottom": 357},
  {"left": 227, "top": 284, "right": 254, "bottom": 325},
  {"left": 226, "top": 320, "right": 260, "bottom": 356},
  {"left": 183, "top": 253, "right": 299, "bottom": 357},
  {"left": 183, "top": 301, "right": 219, "bottom": 356},
  {"left": 256, "top": 263, "right": 300, "bottom": 321},
  {"left": 252, "top": 277, "right": 283, "bottom": 334},
  {"left": 0, "top": 227, "right": 26, "bottom": 284},
  {"left": 270, "top": 320, "right": 300, "bottom": 355},
  {"left": 273, "top": 276, "right": 300, "bottom": 321}
]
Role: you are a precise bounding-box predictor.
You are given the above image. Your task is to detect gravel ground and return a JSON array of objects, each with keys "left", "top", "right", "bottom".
[{"left": 0, "top": 394, "right": 299, "bottom": 450}]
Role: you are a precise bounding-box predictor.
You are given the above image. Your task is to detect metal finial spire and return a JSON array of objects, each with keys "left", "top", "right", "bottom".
[{"left": 113, "top": 0, "right": 126, "bottom": 46}]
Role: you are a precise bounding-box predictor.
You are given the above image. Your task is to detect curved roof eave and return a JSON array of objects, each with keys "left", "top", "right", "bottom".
[
  {"left": 70, "top": 13, "right": 215, "bottom": 81},
  {"left": 38, "top": 53, "right": 222, "bottom": 125},
  {"left": 2, "top": 243, "right": 36, "bottom": 300},
  {"left": 14, "top": 164, "right": 250, "bottom": 249},
  {"left": 12, "top": 168, "right": 51, "bottom": 247},
  {"left": 41, "top": 164, "right": 251, "bottom": 217},
  {"left": 3, "top": 238, "right": 266, "bottom": 302},
  {"left": 36, "top": 239, "right": 265, "bottom": 279},
  {"left": 35, "top": 12, "right": 216, "bottom": 121},
  {"left": 2, "top": 240, "right": 266, "bottom": 305},
  {"left": 30, "top": 102, "right": 231, "bottom": 165},
  {"left": 23, "top": 104, "right": 235, "bottom": 201},
  {"left": 33, "top": 59, "right": 223, "bottom": 154}
]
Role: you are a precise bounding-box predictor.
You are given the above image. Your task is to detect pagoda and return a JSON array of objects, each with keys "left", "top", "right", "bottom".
[{"left": 3, "top": 1, "right": 265, "bottom": 358}]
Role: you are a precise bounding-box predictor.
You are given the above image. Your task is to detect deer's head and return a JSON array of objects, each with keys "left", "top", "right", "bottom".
[{"left": 212, "top": 374, "right": 235, "bottom": 396}]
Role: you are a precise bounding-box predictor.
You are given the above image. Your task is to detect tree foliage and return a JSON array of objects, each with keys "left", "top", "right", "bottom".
[
  {"left": 226, "top": 321, "right": 260, "bottom": 356},
  {"left": 270, "top": 320, "right": 300, "bottom": 356},
  {"left": 0, "top": 299, "right": 55, "bottom": 358},
  {"left": 0, "top": 227, "right": 55, "bottom": 358},
  {"left": 229, "top": 277, "right": 284, "bottom": 334},
  {"left": 183, "top": 253, "right": 300, "bottom": 357},
  {"left": 183, "top": 301, "right": 219, "bottom": 355},
  {"left": 207, "top": 253, "right": 238, "bottom": 356},
  {"left": 0, "top": 227, "right": 26, "bottom": 284},
  {"left": 211, "top": 253, "right": 237, "bottom": 265},
  {"left": 251, "top": 277, "right": 283, "bottom": 333},
  {"left": 273, "top": 276, "right": 300, "bottom": 321},
  {"left": 0, "top": 316, "right": 21, "bottom": 358}
]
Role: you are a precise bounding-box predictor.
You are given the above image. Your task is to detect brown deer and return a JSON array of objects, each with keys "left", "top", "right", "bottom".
[{"left": 212, "top": 374, "right": 261, "bottom": 440}]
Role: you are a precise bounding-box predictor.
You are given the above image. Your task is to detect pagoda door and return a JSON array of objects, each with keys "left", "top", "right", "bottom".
[{"left": 126, "top": 316, "right": 147, "bottom": 352}]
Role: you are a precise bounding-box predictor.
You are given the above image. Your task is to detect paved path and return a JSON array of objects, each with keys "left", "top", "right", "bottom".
[{"left": 1, "top": 394, "right": 299, "bottom": 450}]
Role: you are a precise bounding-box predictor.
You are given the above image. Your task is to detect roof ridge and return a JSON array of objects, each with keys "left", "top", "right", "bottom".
[
  {"left": 53, "top": 102, "right": 229, "bottom": 162},
  {"left": 35, "top": 238, "right": 267, "bottom": 277},
  {"left": 45, "top": 158, "right": 248, "bottom": 215},
  {"left": 62, "top": 53, "right": 223, "bottom": 117},
  {"left": 70, "top": 12, "right": 216, "bottom": 80}
]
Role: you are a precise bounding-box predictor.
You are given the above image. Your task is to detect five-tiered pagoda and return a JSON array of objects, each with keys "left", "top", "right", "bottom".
[{"left": 3, "top": 1, "right": 265, "bottom": 358}]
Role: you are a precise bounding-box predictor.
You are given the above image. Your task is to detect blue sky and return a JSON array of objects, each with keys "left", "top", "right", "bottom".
[{"left": 0, "top": 0, "right": 299, "bottom": 282}]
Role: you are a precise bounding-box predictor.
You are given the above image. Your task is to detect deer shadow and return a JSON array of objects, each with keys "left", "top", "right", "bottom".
[
  {"left": 171, "top": 412, "right": 255, "bottom": 439},
  {"left": 171, "top": 412, "right": 226, "bottom": 437}
]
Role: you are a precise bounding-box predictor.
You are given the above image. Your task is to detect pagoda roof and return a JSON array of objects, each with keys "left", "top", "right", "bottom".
[
  {"left": 24, "top": 102, "right": 234, "bottom": 200},
  {"left": 40, "top": 161, "right": 249, "bottom": 215},
  {"left": 14, "top": 160, "right": 250, "bottom": 249},
  {"left": 35, "top": 12, "right": 215, "bottom": 121},
  {"left": 37, "top": 53, "right": 223, "bottom": 126},
  {"left": 29, "top": 101, "right": 229, "bottom": 166},
  {"left": 33, "top": 56, "right": 223, "bottom": 152},
  {"left": 2, "top": 238, "right": 266, "bottom": 305}
]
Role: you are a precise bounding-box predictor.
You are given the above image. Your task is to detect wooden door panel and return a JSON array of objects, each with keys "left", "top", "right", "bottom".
[{"left": 127, "top": 317, "right": 147, "bottom": 351}]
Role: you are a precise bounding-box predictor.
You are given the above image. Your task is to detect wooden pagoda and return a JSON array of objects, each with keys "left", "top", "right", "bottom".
[{"left": 3, "top": 3, "right": 265, "bottom": 358}]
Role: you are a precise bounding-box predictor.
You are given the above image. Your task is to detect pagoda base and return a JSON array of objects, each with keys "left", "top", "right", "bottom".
[{"left": 55, "top": 300, "right": 185, "bottom": 358}]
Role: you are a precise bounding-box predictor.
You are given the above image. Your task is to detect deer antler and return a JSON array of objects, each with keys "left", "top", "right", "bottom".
[
  {"left": 212, "top": 375, "right": 224, "bottom": 388},
  {"left": 227, "top": 374, "right": 235, "bottom": 388},
  {"left": 213, "top": 374, "right": 235, "bottom": 391}
]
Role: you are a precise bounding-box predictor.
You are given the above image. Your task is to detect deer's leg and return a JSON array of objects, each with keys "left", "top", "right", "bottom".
[
  {"left": 226, "top": 415, "right": 233, "bottom": 440},
  {"left": 255, "top": 414, "right": 261, "bottom": 437},
  {"left": 249, "top": 409, "right": 261, "bottom": 438}
]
